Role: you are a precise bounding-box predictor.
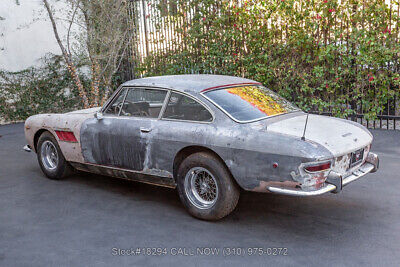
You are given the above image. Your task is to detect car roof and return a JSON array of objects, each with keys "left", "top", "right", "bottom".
[{"left": 121, "top": 74, "right": 260, "bottom": 93}]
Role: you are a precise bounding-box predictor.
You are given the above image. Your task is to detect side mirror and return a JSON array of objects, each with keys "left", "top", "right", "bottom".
[{"left": 95, "top": 111, "right": 104, "bottom": 120}]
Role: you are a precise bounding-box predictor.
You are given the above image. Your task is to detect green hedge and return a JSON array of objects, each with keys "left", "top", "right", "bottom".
[
  {"left": 0, "top": 54, "right": 83, "bottom": 122},
  {"left": 1, "top": 1, "right": 399, "bottom": 122},
  {"left": 137, "top": 0, "right": 400, "bottom": 119}
]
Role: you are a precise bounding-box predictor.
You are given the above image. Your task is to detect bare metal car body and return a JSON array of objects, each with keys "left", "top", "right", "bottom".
[{"left": 24, "top": 75, "right": 379, "bottom": 196}]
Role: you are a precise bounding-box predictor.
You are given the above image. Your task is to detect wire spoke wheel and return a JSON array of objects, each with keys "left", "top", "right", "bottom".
[
  {"left": 40, "top": 140, "right": 59, "bottom": 171},
  {"left": 184, "top": 167, "right": 219, "bottom": 209}
]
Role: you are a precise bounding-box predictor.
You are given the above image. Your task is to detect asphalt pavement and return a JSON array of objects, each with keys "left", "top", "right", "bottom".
[{"left": 0, "top": 123, "right": 399, "bottom": 266}]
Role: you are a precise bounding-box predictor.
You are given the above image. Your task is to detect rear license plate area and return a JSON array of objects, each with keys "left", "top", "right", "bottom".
[{"left": 350, "top": 148, "right": 364, "bottom": 168}]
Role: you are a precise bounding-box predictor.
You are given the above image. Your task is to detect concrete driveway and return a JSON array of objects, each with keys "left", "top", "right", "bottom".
[{"left": 1, "top": 123, "right": 399, "bottom": 266}]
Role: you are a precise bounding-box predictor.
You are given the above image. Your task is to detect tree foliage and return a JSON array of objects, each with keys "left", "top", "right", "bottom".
[
  {"left": 43, "top": 0, "right": 130, "bottom": 108},
  {"left": 137, "top": 0, "right": 400, "bottom": 119}
]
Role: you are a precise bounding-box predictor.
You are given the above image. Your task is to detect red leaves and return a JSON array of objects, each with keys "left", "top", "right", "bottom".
[
  {"left": 325, "top": 83, "right": 329, "bottom": 89},
  {"left": 366, "top": 73, "right": 375, "bottom": 82},
  {"left": 368, "top": 75, "right": 374, "bottom": 82},
  {"left": 383, "top": 27, "right": 391, "bottom": 34}
]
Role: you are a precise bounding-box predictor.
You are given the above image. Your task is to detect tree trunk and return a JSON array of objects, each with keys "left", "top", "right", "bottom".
[{"left": 42, "top": 0, "right": 89, "bottom": 108}]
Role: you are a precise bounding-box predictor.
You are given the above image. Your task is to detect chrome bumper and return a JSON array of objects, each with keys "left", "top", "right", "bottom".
[
  {"left": 267, "top": 152, "right": 379, "bottom": 197},
  {"left": 23, "top": 145, "right": 32, "bottom": 152}
]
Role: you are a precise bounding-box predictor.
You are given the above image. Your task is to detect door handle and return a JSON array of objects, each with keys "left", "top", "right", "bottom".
[{"left": 140, "top": 127, "right": 152, "bottom": 133}]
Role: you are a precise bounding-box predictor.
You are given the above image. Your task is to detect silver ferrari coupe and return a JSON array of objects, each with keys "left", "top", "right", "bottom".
[{"left": 24, "top": 75, "right": 379, "bottom": 220}]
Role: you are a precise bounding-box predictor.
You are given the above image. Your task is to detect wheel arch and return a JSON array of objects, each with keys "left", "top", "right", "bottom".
[
  {"left": 173, "top": 146, "right": 235, "bottom": 183},
  {"left": 33, "top": 129, "right": 51, "bottom": 152}
]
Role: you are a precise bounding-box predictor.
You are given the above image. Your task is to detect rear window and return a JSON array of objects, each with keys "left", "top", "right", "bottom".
[{"left": 204, "top": 85, "right": 299, "bottom": 122}]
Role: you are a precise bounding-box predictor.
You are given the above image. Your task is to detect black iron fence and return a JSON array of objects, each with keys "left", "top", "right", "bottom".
[
  {"left": 311, "top": 93, "right": 399, "bottom": 130},
  {"left": 312, "top": 112, "right": 400, "bottom": 130}
]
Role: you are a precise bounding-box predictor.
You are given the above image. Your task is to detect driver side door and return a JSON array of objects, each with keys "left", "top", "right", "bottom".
[{"left": 80, "top": 86, "right": 169, "bottom": 171}]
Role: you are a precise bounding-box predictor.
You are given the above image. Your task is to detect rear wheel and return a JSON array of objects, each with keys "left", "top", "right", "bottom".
[
  {"left": 176, "top": 152, "right": 240, "bottom": 220},
  {"left": 37, "top": 131, "right": 72, "bottom": 180}
]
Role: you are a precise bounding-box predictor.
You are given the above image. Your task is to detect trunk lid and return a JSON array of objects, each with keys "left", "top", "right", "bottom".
[{"left": 267, "top": 114, "right": 372, "bottom": 157}]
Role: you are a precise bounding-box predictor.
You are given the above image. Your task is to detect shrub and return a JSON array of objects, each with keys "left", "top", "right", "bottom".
[
  {"left": 0, "top": 54, "right": 84, "bottom": 122},
  {"left": 135, "top": 0, "right": 400, "bottom": 119}
]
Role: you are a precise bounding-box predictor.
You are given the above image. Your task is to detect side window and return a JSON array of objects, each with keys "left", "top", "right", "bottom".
[
  {"left": 120, "top": 88, "right": 168, "bottom": 118},
  {"left": 162, "top": 92, "right": 213, "bottom": 122},
  {"left": 104, "top": 88, "right": 128, "bottom": 115}
]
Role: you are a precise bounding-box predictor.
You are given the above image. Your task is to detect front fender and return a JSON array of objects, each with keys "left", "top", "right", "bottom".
[{"left": 24, "top": 112, "right": 94, "bottom": 163}]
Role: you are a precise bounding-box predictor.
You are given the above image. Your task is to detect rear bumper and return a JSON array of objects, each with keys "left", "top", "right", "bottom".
[{"left": 267, "top": 152, "right": 379, "bottom": 197}]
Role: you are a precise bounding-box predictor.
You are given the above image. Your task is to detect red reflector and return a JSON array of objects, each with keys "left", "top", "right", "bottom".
[
  {"left": 305, "top": 162, "right": 331, "bottom": 172},
  {"left": 55, "top": 131, "right": 78, "bottom": 142}
]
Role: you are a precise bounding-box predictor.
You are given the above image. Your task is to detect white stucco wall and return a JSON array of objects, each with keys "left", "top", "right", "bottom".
[{"left": 0, "top": 0, "right": 69, "bottom": 72}]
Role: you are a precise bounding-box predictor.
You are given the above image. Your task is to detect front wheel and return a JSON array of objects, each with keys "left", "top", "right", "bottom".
[
  {"left": 176, "top": 152, "right": 240, "bottom": 220},
  {"left": 37, "top": 131, "right": 72, "bottom": 180}
]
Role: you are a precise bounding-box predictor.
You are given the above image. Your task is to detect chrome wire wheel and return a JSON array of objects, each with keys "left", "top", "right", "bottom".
[
  {"left": 184, "top": 167, "right": 219, "bottom": 209},
  {"left": 40, "top": 140, "right": 59, "bottom": 171}
]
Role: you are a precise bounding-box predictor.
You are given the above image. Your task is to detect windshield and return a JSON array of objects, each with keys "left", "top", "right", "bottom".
[{"left": 204, "top": 85, "right": 300, "bottom": 122}]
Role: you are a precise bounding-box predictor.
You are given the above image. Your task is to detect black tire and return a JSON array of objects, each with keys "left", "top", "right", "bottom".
[
  {"left": 176, "top": 152, "right": 240, "bottom": 221},
  {"left": 36, "top": 131, "right": 73, "bottom": 180}
]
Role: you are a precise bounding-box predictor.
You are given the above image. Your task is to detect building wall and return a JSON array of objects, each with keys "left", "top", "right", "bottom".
[{"left": 0, "top": 0, "right": 69, "bottom": 72}]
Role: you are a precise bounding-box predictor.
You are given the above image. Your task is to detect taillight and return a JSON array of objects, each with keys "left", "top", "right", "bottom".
[
  {"left": 304, "top": 162, "right": 331, "bottom": 172},
  {"left": 55, "top": 131, "right": 78, "bottom": 142}
]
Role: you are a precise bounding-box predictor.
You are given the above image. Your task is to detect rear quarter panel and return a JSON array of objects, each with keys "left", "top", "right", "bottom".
[{"left": 149, "top": 115, "right": 333, "bottom": 191}]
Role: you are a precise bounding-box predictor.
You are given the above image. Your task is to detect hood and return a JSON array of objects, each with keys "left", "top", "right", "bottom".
[
  {"left": 66, "top": 107, "right": 101, "bottom": 114},
  {"left": 267, "top": 114, "right": 372, "bottom": 157}
]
